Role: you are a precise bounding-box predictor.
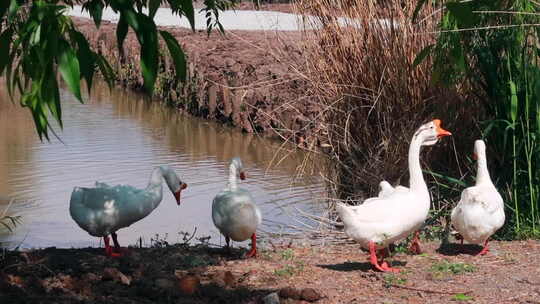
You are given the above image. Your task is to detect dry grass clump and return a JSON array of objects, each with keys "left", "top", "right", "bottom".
[{"left": 294, "top": 0, "right": 477, "bottom": 200}]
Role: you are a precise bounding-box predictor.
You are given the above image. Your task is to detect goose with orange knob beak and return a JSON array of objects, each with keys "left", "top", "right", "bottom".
[{"left": 336, "top": 119, "right": 452, "bottom": 272}]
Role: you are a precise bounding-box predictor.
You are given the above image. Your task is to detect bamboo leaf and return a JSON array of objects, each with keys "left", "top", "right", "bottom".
[
  {"left": 57, "top": 40, "right": 82, "bottom": 102},
  {"left": 413, "top": 44, "right": 434, "bottom": 68},
  {"left": 73, "top": 30, "right": 95, "bottom": 94},
  {"left": 180, "top": 0, "right": 195, "bottom": 31},
  {"left": 129, "top": 13, "right": 158, "bottom": 93},
  {"left": 509, "top": 80, "right": 518, "bottom": 123},
  {"left": 424, "top": 170, "right": 468, "bottom": 187},
  {"left": 149, "top": 0, "right": 160, "bottom": 19},
  {"left": 84, "top": 0, "right": 104, "bottom": 28},
  {"left": 40, "top": 66, "right": 62, "bottom": 128},
  {"left": 160, "top": 30, "right": 187, "bottom": 82},
  {"left": 116, "top": 13, "right": 128, "bottom": 57}
]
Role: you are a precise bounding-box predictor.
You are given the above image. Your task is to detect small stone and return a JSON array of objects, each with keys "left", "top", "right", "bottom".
[
  {"left": 102, "top": 268, "right": 131, "bottom": 285},
  {"left": 279, "top": 287, "right": 301, "bottom": 299},
  {"left": 223, "top": 271, "right": 235, "bottom": 287},
  {"left": 178, "top": 275, "right": 200, "bottom": 295},
  {"left": 262, "top": 292, "right": 280, "bottom": 304},
  {"left": 301, "top": 288, "right": 322, "bottom": 302}
]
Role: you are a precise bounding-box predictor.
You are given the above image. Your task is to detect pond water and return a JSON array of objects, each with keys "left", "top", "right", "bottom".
[{"left": 0, "top": 81, "right": 326, "bottom": 250}]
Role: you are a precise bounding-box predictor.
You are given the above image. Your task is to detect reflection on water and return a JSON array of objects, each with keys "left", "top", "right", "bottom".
[{"left": 0, "top": 81, "right": 326, "bottom": 249}]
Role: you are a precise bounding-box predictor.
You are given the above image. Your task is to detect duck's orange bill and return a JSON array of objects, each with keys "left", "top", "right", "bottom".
[{"left": 433, "top": 119, "right": 452, "bottom": 138}]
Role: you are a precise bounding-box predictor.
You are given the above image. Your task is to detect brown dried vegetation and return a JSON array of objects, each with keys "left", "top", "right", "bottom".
[{"left": 294, "top": 0, "right": 478, "bottom": 200}]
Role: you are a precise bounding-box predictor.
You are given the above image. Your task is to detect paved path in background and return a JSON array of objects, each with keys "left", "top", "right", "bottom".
[{"left": 67, "top": 5, "right": 315, "bottom": 31}]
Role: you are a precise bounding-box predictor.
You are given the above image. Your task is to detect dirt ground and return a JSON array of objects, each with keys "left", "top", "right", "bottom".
[{"left": 1, "top": 238, "right": 539, "bottom": 303}]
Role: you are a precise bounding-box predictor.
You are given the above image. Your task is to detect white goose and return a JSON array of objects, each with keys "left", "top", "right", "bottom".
[
  {"left": 377, "top": 181, "right": 408, "bottom": 198},
  {"left": 70, "top": 165, "right": 187, "bottom": 257},
  {"left": 212, "top": 157, "right": 262, "bottom": 258},
  {"left": 336, "top": 119, "right": 451, "bottom": 272},
  {"left": 451, "top": 140, "right": 505, "bottom": 255}
]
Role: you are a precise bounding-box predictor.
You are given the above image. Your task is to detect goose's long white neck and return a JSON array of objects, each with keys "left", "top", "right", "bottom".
[
  {"left": 408, "top": 135, "right": 428, "bottom": 195},
  {"left": 228, "top": 164, "right": 238, "bottom": 190},
  {"left": 475, "top": 152, "right": 492, "bottom": 186},
  {"left": 145, "top": 167, "right": 166, "bottom": 209}
]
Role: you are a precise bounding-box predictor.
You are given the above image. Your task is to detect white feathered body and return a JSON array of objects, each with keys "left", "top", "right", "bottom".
[
  {"left": 70, "top": 181, "right": 163, "bottom": 237},
  {"left": 336, "top": 188, "right": 429, "bottom": 249},
  {"left": 451, "top": 184, "right": 505, "bottom": 244},
  {"left": 335, "top": 120, "right": 453, "bottom": 250},
  {"left": 212, "top": 187, "right": 262, "bottom": 242}
]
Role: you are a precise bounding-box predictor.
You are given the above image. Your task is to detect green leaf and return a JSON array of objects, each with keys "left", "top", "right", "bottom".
[
  {"left": 149, "top": 0, "right": 161, "bottom": 19},
  {"left": 126, "top": 13, "right": 159, "bottom": 93},
  {"left": 446, "top": 2, "right": 476, "bottom": 28},
  {"left": 40, "top": 66, "right": 62, "bottom": 128},
  {"left": 424, "top": 170, "right": 468, "bottom": 187},
  {"left": 57, "top": 40, "right": 82, "bottom": 102},
  {"left": 413, "top": 44, "right": 434, "bottom": 68},
  {"left": 123, "top": 9, "right": 140, "bottom": 31},
  {"left": 8, "top": 0, "right": 19, "bottom": 21},
  {"left": 160, "top": 30, "right": 187, "bottom": 82},
  {"left": 25, "top": 84, "right": 50, "bottom": 141},
  {"left": 73, "top": 31, "right": 95, "bottom": 95},
  {"left": 412, "top": 0, "right": 427, "bottom": 22},
  {"left": 0, "top": 0, "right": 9, "bottom": 20},
  {"left": 30, "top": 24, "right": 42, "bottom": 46},
  {"left": 0, "top": 29, "right": 13, "bottom": 75},
  {"left": 96, "top": 53, "right": 115, "bottom": 89},
  {"left": 509, "top": 80, "right": 518, "bottom": 122},
  {"left": 180, "top": 0, "right": 195, "bottom": 31},
  {"left": 217, "top": 21, "right": 225, "bottom": 34},
  {"left": 451, "top": 293, "right": 473, "bottom": 301},
  {"left": 84, "top": 0, "right": 104, "bottom": 28},
  {"left": 116, "top": 13, "right": 128, "bottom": 57}
]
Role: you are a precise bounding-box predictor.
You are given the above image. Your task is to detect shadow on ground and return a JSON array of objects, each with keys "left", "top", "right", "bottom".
[
  {"left": 436, "top": 243, "right": 484, "bottom": 256},
  {"left": 318, "top": 259, "right": 407, "bottom": 273},
  {"left": 0, "top": 244, "right": 273, "bottom": 304}
]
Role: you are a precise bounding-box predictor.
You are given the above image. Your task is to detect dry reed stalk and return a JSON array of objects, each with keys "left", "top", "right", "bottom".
[{"left": 293, "top": 0, "right": 478, "bottom": 202}]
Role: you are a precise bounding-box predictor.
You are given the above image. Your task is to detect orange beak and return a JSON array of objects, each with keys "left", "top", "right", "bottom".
[
  {"left": 175, "top": 183, "right": 188, "bottom": 205},
  {"left": 239, "top": 171, "right": 246, "bottom": 180},
  {"left": 433, "top": 119, "right": 452, "bottom": 138}
]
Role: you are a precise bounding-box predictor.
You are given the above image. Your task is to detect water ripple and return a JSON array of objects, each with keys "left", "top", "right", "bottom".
[{"left": 0, "top": 81, "right": 327, "bottom": 249}]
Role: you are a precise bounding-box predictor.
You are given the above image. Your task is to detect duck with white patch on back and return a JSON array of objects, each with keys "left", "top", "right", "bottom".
[
  {"left": 336, "top": 119, "right": 452, "bottom": 272},
  {"left": 70, "top": 165, "right": 187, "bottom": 257},
  {"left": 212, "top": 157, "right": 262, "bottom": 258},
  {"left": 451, "top": 139, "right": 505, "bottom": 256}
]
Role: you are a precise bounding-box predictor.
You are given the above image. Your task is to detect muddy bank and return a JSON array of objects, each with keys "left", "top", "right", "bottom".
[
  {"left": 74, "top": 16, "right": 324, "bottom": 149},
  {"left": 1, "top": 239, "right": 539, "bottom": 303}
]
